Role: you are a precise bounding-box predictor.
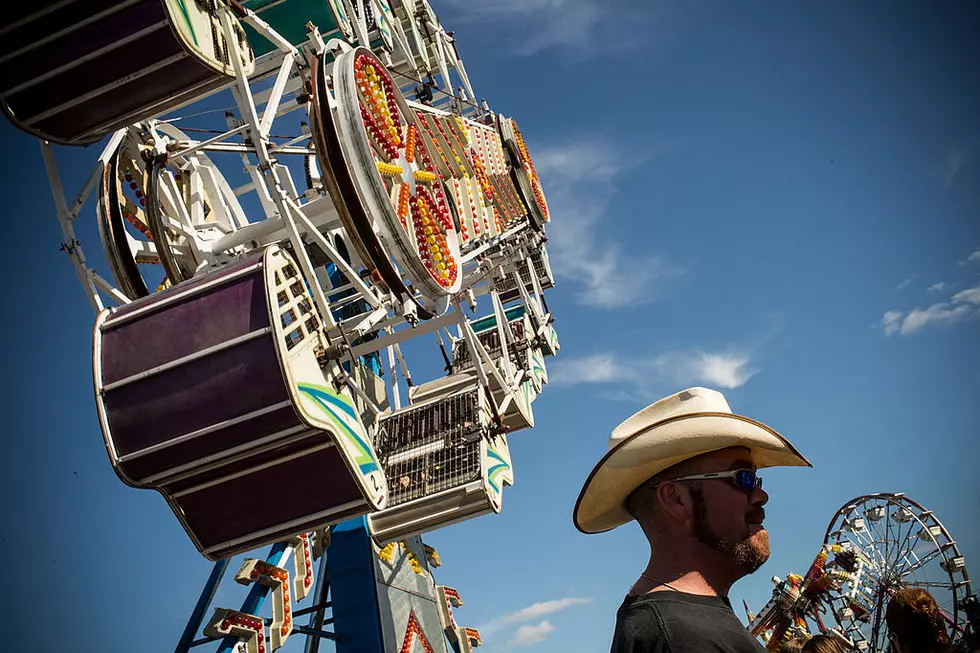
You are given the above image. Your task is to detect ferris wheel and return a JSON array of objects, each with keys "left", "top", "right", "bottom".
[{"left": 822, "top": 493, "right": 974, "bottom": 651}]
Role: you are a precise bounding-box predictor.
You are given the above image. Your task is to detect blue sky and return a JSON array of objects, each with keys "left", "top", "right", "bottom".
[{"left": 2, "top": 1, "right": 979, "bottom": 651}]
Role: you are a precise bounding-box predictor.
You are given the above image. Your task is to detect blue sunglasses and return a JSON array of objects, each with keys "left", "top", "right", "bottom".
[{"left": 663, "top": 469, "right": 763, "bottom": 493}]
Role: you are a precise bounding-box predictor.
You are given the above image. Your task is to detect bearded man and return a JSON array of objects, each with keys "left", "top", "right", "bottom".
[{"left": 573, "top": 387, "right": 812, "bottom": 652}]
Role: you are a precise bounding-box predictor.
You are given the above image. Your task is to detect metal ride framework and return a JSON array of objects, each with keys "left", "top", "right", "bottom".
[{"left": 4, "top": 1, "right": 559, "bottom": 652}]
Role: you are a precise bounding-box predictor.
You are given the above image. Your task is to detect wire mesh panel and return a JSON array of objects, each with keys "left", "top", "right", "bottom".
[
  {"left": 453, "top": 319, "right": 529, "bottom": 369},
  {"left": 495, "top": 250, "right": 554, "bottom": 296},
  {"left": 375, "top": 391, "right": 489, "bottom": 506}
]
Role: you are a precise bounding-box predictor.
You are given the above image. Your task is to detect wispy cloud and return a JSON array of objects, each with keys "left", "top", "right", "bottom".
[
  {"left": 881, "top": 285, "right": 980, "bottom": 336},
  {"left": 546, "top": 353, "right": 634, "bottom": 386},
  {"left": 440, "top": 0, "right": 653, "bottom": 57},
  {"left": 959, "top": 249, "right": 980, "bottom": 266},
  {"left": 895, "top": 276, "right": 915, "bottom": 291},
  {"left": 480, "top": 598, "right": 594, "bottom": 634},
  {"left": 549, "top": 348, "right": 758, "bottom": 402},
  {"left": 952, "top": 287, "right": 980, "bottom": 305},
  {"left": 945, "top": 143, "right": 978, "bottom": 187},
  {"left": 532, "top": 140, "right": 681, "bottom": 308},
  {"left": 882, "top": 310, "right": 903, "bottom": 336},
  {"left": 508, "top": 621, "right": 556, "bottom": 646},
  {"left": 686, "top": 352, "right": 758, "bottom": 389},
  {"left": 927, "top": 282, "right": 946, "bottom": 293}
]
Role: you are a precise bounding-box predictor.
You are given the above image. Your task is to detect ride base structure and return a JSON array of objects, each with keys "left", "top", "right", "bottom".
[{"left": 3, "top": 2, "right": 560, "bottom": 651}]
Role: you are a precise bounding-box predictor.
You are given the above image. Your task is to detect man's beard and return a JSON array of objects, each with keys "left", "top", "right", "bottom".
[{"left": 690, "top": 486, "right": 770, "bottom": 575}]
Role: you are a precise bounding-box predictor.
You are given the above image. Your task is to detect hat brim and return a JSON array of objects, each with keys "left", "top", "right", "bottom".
[{"left": 573, "top": 412, "right": 811, "bottom": 534}]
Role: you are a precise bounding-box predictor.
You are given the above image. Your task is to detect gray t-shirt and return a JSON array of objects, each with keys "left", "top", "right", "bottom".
[{"left": 610, "top": 591, "right": 766, "bottom": 653}]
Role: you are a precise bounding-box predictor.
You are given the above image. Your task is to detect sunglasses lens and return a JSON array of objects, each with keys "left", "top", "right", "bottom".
[{"left": 735, "top": 470, "right": 758, "bottom": 491}]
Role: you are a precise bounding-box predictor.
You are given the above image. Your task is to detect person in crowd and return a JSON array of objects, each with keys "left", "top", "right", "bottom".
[
  {"left": 886, "top": 587, "right": 953, "bottom": 653},
  {"left": 779, "top": 637, "right": 806, "bottom": 653},
  {"left": 802, "top": 634, "right": 846, "bottom": 653}
]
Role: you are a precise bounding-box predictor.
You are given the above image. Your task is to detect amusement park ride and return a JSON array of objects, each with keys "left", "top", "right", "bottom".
[{"left": 2, "top": 1, "right": 556, "bottom": 651}]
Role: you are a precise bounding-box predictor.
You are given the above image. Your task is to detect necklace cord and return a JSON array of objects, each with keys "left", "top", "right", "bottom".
[{"left": 630, "top": 573, "right": 683, "bottom": 596}]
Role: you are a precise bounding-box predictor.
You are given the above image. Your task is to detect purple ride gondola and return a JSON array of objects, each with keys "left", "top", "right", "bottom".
[
  {"left": 93, "top": 244, "right": 387, "bottom": 560},
  {"left": 0, "top": 0, "right": 254, "bottom": 146}
]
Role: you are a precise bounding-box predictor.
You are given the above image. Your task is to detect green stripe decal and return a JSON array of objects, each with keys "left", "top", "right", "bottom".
[
  {"left": 487, "top": 449, "right": 510, "bottom": 493},
  {"left": 532, "top": 355, "right": 545, "bottom": 382},
  {"left": 333, "top": 0, "right": 350, "bottom": 28},
  {"left": 175, "top": 0, "right": 198, "bottom": 46},
  {"left": 298, "top": 383, "right": 378, "bottom": 474}
]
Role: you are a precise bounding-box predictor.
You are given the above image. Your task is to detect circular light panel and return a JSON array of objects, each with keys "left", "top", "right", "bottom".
[
  {"left": 499, "top": 116, "right": 550, "bottom": 230},
  {"left": 312, "top": 47, "right": 462, "bottom": 316}
]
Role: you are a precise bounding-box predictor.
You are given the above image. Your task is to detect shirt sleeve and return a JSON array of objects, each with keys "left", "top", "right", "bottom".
[{"left": 609, "top": 605, "right": 671, "bottom": 653}]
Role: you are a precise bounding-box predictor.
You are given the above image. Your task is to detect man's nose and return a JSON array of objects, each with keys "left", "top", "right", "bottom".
[{"left": 751, "top": 486, "right": 769, "bottom": 507}]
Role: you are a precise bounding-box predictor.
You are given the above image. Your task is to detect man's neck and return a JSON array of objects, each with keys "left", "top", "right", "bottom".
[{"left": 635, "top": 543, "right": 741, "bottom": 597}]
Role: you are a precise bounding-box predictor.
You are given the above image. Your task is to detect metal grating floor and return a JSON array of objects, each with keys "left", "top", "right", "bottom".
[
  {"left": 495, "top": 254, "right": 552, "bottom": 293},
  {"left": 376, "top": 391, "right": 487, "bottom": 506},
  {"left": 454, "top": 320, "right": 528, "bottom": 368}
]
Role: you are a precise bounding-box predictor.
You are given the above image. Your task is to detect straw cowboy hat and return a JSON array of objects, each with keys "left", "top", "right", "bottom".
[{"left": 574, "top": 387, "right": 811, "bottom": 534}]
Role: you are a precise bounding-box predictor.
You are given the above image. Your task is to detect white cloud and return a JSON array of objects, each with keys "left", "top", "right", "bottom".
[
  {"left": 681, "top": 352, "right": 758, "bottom": 389},
  {"left": 900, "top": 304, "right": 973, "bottom": 334},
  {"left": 440, "top": 0, "right": 652, "bottom": 57},
  {"left": 480, "top": 598, "right": 593, "bottom": 634},
  {"left": 927, "top": 282, "right": 946, "bottom": 293},
  {"left": 530, "top": 140, "right": 680, "bottom": 308},
  {"left": 508, "top": 620, "right": 556, "bottom": 646},
  {"left": 882, "top": 310, "right": 903, "bottom": 336},
  {"left": 952, "top": 287, "right": 980, "bottom": 305},
  {"left": 548, "top": 349, "right": 758, "bottom": 401},
  {"left": 895, "top": 277, "right": 914, "bottom": 291},
  {"left": 959, "top": 249, "right": 980, "bottom": 266},
  {"left": 882, "top": 286, "right": 980, "bottom": 336},
  {"left": 548, "top": 353, "right": 637, "bottom": 387}
]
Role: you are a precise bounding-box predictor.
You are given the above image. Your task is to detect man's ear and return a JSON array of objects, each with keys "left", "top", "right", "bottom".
[{"left": 656, "top": 481, "right": 694, "bottom": 524}]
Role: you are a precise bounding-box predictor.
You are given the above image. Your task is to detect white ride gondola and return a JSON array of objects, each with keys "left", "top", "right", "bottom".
[
  {"left": 493, "top": 242, "right": 556, "bottom": 302},
  {"left": 453, "top": 305, "right": 547, "bottom": 396},
  {"left": 368, "top": 383, "right": 513, "bottom": 544}
]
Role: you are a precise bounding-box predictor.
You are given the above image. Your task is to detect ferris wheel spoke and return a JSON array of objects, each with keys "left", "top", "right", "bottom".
[
  {"left": 866, "top": 503, "right": 893, "bottom": 563},
  {"left": 881, "top": 499, "right": 895, "bottom": 566},
  {"left": 851, "top": 527, "right": 887, "bottom": 570},
  {"left": 897, "top": 546, "right": 942, "bottom": 579},
  {"left": 894, "top": 516, "right": 919, "bottom": 572},
  {"left": 911, "top": 580, "right": 959, "bottom": 589}
]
